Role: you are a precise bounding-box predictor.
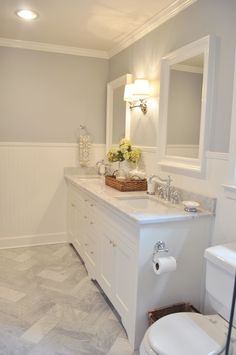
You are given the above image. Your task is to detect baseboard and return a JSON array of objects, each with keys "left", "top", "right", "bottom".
[{"left": 0, "top": 232, "right": 68, "bottom": 249}]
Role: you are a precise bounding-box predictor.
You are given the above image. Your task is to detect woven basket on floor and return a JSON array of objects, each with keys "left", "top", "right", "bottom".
[
  {"left": 105, "top": 176, "right": 147, "bottom": 192},
  {"left": 148, "top": 302, "right": 199, "bottom": 325}
]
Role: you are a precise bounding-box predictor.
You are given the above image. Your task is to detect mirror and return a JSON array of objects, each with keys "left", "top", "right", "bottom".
[
  {"left": 106, "top": 74, "right": 132, "bottom": 150},
  {"left": 166, "top": 54, "right": 203, "bottom": 158},
  {"left": 158, "top": 36, "right": 216, "bottom": 176}
]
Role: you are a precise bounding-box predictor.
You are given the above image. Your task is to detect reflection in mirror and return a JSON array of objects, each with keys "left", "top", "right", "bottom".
[
  {"left": 166, "top": 54, "right": 203, "bottom": 158},
  {"left": 158, "top": 36, "right": 216, "bottom": 176},
  {"left": 112, "top": 85, "right": 126, "bottom": 144},
  {"left": 106, "top": 74, "right": 132, "bottom": 150}
]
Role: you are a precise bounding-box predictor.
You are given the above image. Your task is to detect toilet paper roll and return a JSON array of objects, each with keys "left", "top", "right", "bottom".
[{"left": 152, "top": 256, "right": 177, "bottom": 275}]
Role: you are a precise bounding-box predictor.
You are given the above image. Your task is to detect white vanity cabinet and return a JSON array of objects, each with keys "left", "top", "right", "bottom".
[
  {"left": 68, "top": 184, "right": 98, "bottom": 280},
  {"left": 66, "top": 179, "right": 213, "bottom": 351},
  {"left": 97, "top": 205, "right": 137, "bottom": 335},
  {"left": 67, "top": 182, "right": 137, "bottom": 342}
]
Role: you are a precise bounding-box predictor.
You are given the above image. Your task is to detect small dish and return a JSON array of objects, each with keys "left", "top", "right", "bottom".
[{"left": 182, "top": 200, "right": 200, "bottom": 212}]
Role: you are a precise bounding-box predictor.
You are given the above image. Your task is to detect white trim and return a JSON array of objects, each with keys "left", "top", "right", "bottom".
[
  {"left": 0, "top": 37, "right": 108, "bottom": 59},
  {"left": 108, "top": 0, "right": 198, "bottom": 58},
  {"left": 158, "top": 35, "right": 216, "bottom": 178},
  {"left": 0, "top": 232, "right": 67, "bottom": 250},
  {"left": 0, "top": 142, "right": 105, "bottom": 148},
  {"left": 171, "top": 63, "right": 203, "bottom": 74},
  {"left": 206, "top": 151, "right": 229, "bottom": 161}
]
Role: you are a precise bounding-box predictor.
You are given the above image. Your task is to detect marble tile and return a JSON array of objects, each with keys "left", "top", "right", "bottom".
[
  {"left": 0, "top": 286, "right": 26, "bottom": 302},
  {"left": 16, "top": 258, "right": 37, "bottom": 271},
  {"left": 52, "top": 245, "right": 72, "bottom": 258},
  {"left": 0, "top": 244, "right": 135, "bottom": 354},
  {"left": 28, "top": 329, "right": 105, "bottom": 355},
  {"left": 21, "top": 306, "right": 59, "bottom": 344},
  {"left": 37, "top": 268, "right": 71, "bottom": 282},
  {"left": 14, "top": 251, "right": 34, "bottom": 263},
  {"left": 108, "top": 337, "right": 134, "bottom": 355},
  {"left": 0, "top": 329, "right": 33, "bottom": 355},
  {"left": 0, "top": 310, "right": 30, "bottom": 337}
]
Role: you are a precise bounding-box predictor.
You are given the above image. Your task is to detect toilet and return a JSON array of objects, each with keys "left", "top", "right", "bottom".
[{"left": 140, "top": 243, "right": 236, "bottom": 355}]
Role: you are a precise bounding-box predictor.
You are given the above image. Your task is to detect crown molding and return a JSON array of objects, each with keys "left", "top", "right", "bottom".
[
  {"left": 108, "top": 0, "right": 198, "bottom": 58},
  {"left": 0, "top": 0, "right": 197, "bottom": 59},
  {"left": 0, "top": 37, "right": 109, "bottom": 59}
]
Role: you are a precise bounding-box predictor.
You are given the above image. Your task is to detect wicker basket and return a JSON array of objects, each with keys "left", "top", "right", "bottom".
[
  {"left": 105, "top": 176, "right": 147, "bottom": 192},
  {"left": 148, "top": 302, "right": 199, "bottom": 325}
]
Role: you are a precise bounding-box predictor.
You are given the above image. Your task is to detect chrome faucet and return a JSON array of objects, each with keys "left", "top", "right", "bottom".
[
  {"left": 148, "top": 175, "right": 172, "bottom": 185},
  {"left": 148, "top": 175, "right": 180, "bottom": 203},
  {"left": 148, "top": 175, "right": 172, "bottom": 198},
  {"left": 96, "top": 160, "right": 111, "bottom": 176}
]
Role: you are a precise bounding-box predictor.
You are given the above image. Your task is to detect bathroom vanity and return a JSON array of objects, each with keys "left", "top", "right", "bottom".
[{"left": 65, "top": 174, "right": 214, "bottom": 350}]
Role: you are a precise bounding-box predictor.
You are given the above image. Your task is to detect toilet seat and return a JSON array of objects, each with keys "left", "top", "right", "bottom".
[{"left": 143, "top": 312, "right": 227, "bottom": 355}]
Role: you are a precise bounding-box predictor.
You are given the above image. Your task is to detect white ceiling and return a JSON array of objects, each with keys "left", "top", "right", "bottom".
[{"left": 0, "top": 0, "right": 190, "bottom": 55}]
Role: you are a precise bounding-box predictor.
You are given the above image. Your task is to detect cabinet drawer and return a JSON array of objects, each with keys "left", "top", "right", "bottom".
[{"left": 97, "top": 208, "right": 137, "bottom": 250}]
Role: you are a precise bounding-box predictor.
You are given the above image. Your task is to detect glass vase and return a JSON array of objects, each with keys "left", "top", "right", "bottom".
[{"left": 116, "top": 161, "right": 126, "bottom": 180}]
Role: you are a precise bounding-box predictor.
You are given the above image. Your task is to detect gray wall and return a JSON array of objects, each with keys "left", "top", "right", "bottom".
[
  {"left": 109, "top": 0, "right": 236, "bottom": 152},
  {"left": 0, "top": 47, "right": 108, "bottom": 143},
  {"left": 167, "top": 70, "right": 202, "bottom": 145}
]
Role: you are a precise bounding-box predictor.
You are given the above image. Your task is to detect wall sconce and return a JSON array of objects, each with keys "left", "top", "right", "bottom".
[{"left": 124, "top": 79, "right": 151, "bottom": 114}]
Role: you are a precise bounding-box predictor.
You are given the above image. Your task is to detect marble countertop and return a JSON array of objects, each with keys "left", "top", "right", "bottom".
[{"left": 65, "top": 174, "right": 212, "bottom": 225}]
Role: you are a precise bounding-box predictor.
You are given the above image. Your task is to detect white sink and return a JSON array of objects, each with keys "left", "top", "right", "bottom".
[
  {"left": 75, "top": 177, "right": 105, "bottom": 190},
  {"left": 115, "top": 196, "right": 164, "bottom": 210}
]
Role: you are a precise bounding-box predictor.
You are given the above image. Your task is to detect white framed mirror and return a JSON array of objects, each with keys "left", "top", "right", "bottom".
[
  {"left": 158, "top": 36, "right": 216, "bottom": 177},
  {"left": 106, "top": 74, "right": 132, "bottom": 151}
]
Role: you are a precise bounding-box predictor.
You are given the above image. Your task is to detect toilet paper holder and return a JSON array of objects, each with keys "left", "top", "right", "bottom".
[{"left": 152, "top": 241, "right": 169, "bottom": 261}]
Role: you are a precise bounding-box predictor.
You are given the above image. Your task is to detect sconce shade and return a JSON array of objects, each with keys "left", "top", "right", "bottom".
[
  {"left": 133, "top": 79, "right": 151, "bottom": 99},
  {"left": 123, "top": 78, "right": 151, "bottom": 114},
  {"left": 124, "top": 83, "right": 135, "bottom": 101}
]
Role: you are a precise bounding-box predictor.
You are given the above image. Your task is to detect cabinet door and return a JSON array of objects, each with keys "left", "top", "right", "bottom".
[
  {"left": 84, "top": 228, "right": 97, "bottom": 280},
  {"left": 114, "top": 240, "right": 135, "bottom": 328},
  {"left": 99, "top": 232, "right": 115, "bottom": 300},
  {"left": 68, "top": 199, "right": 77, "bottom": 242},
  {"left": 73, "top": 205, "right": 85, "bottom": 255},
  {"left": 69, "top": 189, "right": 86, "bottom": 254}
]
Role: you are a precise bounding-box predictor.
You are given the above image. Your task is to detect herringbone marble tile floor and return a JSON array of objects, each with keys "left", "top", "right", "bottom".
[{"left": 0, "top": 243, "right": 137, "bottom": 355}]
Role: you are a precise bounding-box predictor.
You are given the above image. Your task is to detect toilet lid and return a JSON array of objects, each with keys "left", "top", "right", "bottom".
[{"left": 147, "top": 313, "right": 227, "bottom": 355}]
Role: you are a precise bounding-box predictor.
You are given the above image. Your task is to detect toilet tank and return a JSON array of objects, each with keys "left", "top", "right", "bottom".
[{"left": 204, "top": 243, "right": 236, "bottom": 323}]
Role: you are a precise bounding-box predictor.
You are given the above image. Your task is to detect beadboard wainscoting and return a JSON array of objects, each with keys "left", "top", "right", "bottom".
[
  {"left": 142, "top": 149, "right": 236, "bottom": 246},
  {"left": 0, "top": 142, "right": 105, "bottom": 249},
  {"left": 1, "top": 142, "right": 235, "bottom": 249}
]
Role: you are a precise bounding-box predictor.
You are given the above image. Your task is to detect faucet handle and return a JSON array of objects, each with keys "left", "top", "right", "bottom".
[
  {"left": 96, "top": 159, "right": 108, "bottom": 176},
  {"left": 96, "top": 159, "right": 104, "bottom": 166},
  {"left": 170, "top": 189, "right": 181, "bottom": 204},
  {"left": 157, "top": 185, "right": 165, "bottom": 199}
]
